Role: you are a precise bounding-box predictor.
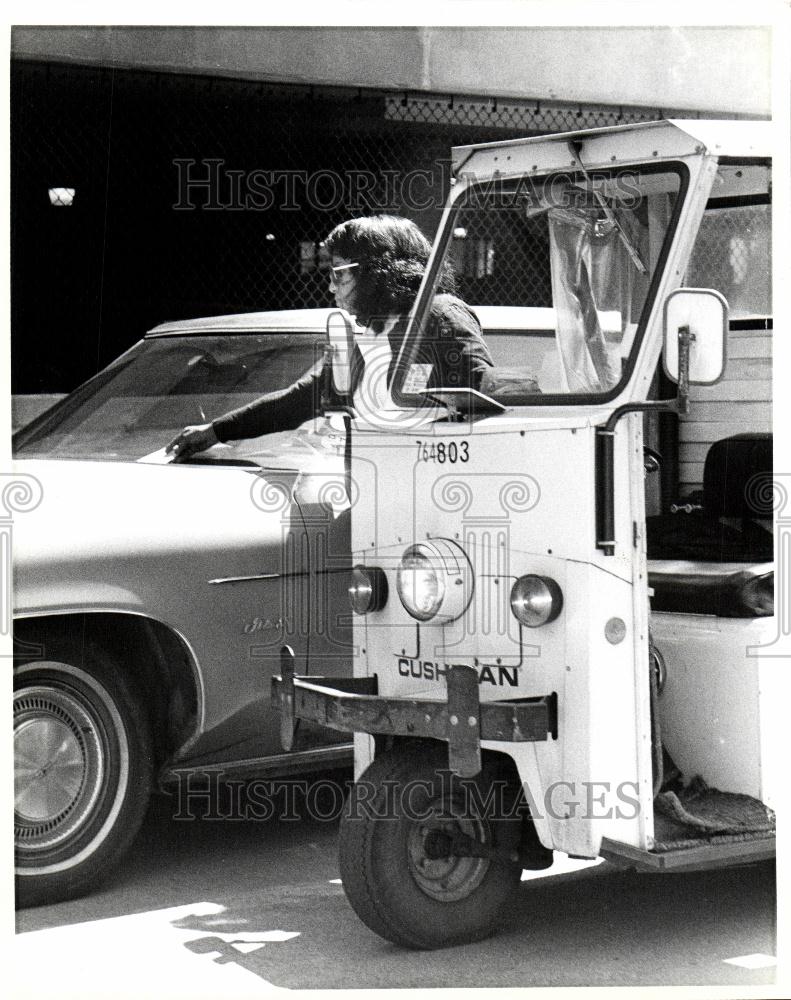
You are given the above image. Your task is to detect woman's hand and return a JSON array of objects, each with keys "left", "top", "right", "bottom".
[{"left": 166, "top": 423, "right": 219, "bottom": 460}]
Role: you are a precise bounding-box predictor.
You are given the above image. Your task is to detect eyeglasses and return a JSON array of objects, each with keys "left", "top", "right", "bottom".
[{"left": 329, "top": 262, "right": 359, "bottom": 280}]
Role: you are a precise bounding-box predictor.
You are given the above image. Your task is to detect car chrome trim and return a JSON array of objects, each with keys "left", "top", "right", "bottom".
[
  {"left": 208, "top": 569, "right": 316, "bottom": 585},
  {"left": 208, "top": 573, "right": 282, "bottom": 584}
]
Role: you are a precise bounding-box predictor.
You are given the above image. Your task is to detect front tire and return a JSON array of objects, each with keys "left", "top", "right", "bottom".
[
  {"left": 338, "top": 743, "right": 522, "bottom": 949},
  {"left": 14, "top": 657, "right": 152, "bottom": 907}
]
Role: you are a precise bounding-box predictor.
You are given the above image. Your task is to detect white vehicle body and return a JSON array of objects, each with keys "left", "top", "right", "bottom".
[{"left": 274, "top": 120, "right": 777, "bottom": 948}]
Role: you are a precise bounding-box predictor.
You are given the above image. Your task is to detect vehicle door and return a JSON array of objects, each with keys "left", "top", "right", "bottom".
[{"left": 383, "top": 123, "right": 721, "bottom": 856}]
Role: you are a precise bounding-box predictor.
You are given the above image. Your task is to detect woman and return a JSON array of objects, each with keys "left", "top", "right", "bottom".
[{"left": 166, "top": 214, "right": 492, "bottom": 459}]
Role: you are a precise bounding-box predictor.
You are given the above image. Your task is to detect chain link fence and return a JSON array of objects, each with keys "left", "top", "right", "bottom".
[
  {"left": 686, "top": 203, "right": 771, "bottom": 318},
  {"left": 11, "top": 59, "right": 747, "bottom": 392}
]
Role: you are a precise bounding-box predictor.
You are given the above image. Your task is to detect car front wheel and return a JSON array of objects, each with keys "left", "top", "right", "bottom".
[{"left": 14, "top": 657, "right": 152, "bottom": 907}]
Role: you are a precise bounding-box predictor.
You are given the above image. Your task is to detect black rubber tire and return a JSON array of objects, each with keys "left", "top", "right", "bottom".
[
  {"left": 338, "top": 743, "right": 522, "bottom": 949},
  {"left": 14, "top": 655, "right": 153, "bottom": 908}
]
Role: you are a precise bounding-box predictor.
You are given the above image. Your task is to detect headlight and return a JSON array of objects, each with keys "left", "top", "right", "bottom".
[
  {"left": 510, "top": 575, "right": 563, "bottom": 627},
  {"left": 396, "top": 540, "right": 473, "bottom": 623},
  {"left": 348, "top": 565, "right": 388, "bottom": 615}
]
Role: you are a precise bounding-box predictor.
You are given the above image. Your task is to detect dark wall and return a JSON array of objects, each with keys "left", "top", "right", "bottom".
[{"left": 10, "top": 60, "right": 675, "bottom": 393}]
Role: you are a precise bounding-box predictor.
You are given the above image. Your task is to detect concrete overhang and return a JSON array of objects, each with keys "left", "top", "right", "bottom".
[{"left": 11, "top": 25, "right": 771, "bottom": 117}]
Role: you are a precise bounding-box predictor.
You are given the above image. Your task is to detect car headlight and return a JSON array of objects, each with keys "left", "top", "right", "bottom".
[
  {"left": 510, "top": 575, "right": 563, "bottom": 627},
  {"left": 396, "top": 540, "right": 473, "bottom": 623},
  {"left": 348, "top": 565, "right": 388, "bottom": 615}
]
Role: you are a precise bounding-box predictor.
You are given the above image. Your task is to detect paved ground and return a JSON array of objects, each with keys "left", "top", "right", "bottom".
[{"left": 13, "top": 775, "right": 778, "bottom": 997}]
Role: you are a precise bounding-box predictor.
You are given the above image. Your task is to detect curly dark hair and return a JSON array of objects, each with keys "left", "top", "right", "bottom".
[{"left": 323, "top": 214, "right": 456, "bottom": 326}]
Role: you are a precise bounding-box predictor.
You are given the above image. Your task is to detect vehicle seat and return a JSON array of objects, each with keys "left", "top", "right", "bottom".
[{"left": 646, "top": 433, "right": 773, "bottom": 617}]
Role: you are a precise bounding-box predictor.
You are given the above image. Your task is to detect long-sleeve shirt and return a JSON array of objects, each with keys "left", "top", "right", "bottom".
[{"left": 212, "top": 294, "right": 492, "bottom": 443}]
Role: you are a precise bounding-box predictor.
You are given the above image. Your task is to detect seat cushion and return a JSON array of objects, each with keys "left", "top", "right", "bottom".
[{"left": 648, "top": 560, "right": 773, "bottom": 617}]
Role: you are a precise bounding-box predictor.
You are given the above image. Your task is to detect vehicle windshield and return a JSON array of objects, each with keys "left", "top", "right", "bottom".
[
  {"left": 13, "top": 332, "right": 325, "bottom": 461},
  {"left": 404, "top": 165, "right": 683, "bottom": 403}
]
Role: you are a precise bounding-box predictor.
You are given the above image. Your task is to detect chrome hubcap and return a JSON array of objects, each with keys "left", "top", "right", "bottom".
[{"left": 14, "top": 685, "right": 106, "bottom": 852}]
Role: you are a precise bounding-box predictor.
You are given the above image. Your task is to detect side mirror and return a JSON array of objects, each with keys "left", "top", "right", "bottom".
[
  {"left": 663, "top": 288, "right": 727, "bottom": 385},
  {"left": 326, "top": 309, "right": 356, "bottom": 395}
]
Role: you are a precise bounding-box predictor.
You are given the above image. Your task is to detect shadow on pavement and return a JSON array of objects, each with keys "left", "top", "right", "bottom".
[
  {"left": 165, "top": 855, "right": 775, "bottom": 990},
  {"left": 16, "top": 769, "right": 775, "bottom": 990}
]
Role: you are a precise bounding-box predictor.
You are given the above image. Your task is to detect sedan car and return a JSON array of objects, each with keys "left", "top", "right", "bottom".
[{"left": 12, "top": 305, "right": 555, "bottom": 906}]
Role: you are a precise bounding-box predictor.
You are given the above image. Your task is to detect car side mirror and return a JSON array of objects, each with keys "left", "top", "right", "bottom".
[
  {"left": 326, "top": 309, "right": 356, "bottom": 395},
  {"left": 663, "top": 288, "right": 727, "bottom": 385}
]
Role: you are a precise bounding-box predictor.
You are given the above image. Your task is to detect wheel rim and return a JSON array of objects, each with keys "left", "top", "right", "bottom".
[
  {"left": 14, "top": 684, "right": 107, "bottom": 853},
  {"left": 406, "top": 804, "right": 490, "bottom": 902}
]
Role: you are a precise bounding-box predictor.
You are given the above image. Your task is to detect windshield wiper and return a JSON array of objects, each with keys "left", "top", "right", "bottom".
[{"left": 569, "top": 140, "right": 648, "bottom": 276}]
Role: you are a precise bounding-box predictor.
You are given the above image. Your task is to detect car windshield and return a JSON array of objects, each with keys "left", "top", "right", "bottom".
[
  {"left": 14, "top": 332, "right": 325, "bottom": 461},
  {"left": 403, "top": 165, "right": 683, "bottom": 403}
]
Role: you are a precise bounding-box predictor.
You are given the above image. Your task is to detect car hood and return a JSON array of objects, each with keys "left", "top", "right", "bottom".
[{"left": 10, "top": 457, "right": 308, "bottom": 569}]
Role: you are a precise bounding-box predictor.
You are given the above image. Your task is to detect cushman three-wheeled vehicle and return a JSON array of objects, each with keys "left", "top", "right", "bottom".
[{"left": 273, "top": 119, "right": 777, "bottom": 949}]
